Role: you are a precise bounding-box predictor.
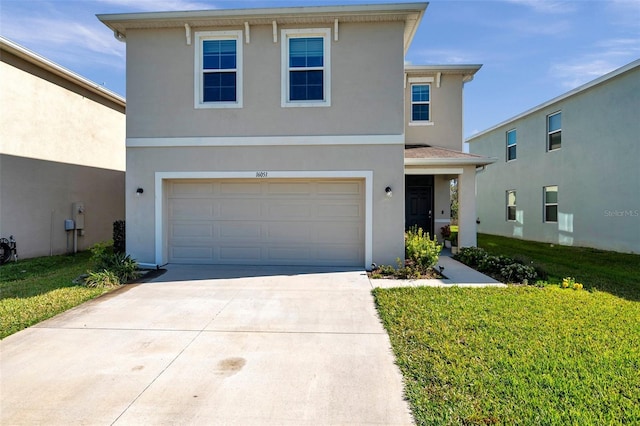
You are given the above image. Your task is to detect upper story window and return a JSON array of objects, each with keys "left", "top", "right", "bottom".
[
  {"left": 411, "top": 84, "right": 431, "bottom": 122},
  {"left": 544, "top": 185, "right": 558, "bottom": 222},
  {"left": 506, "top": 190, "right": 517, "bottom": 221},
  {"left": 281, "top": 28, "right": 331, "bottom": 107},
  {"left": 547, "top": 111, "right": 561, "bottom": 151},
  {"left": 194, "top": 31, "right": 243, "bottom": 109},
  {"left": 506, "top": 129, "right": 517, "bottom": 161}
]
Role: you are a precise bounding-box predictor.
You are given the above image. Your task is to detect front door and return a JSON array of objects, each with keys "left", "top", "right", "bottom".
[{"left": 405, "top": 175, "right": 434, "bottom": 237}]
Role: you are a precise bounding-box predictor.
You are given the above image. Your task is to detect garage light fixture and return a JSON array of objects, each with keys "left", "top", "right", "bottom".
[
  {"left": 385, "top": 186, "right": 392, "bottom": 198},
  {"left": 136, "top": 187, "right": 144, "bottom": 196}
]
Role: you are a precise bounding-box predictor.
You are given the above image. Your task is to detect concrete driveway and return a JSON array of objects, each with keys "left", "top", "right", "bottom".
[{"left": 0, "top": 265, "right": 413, "bottom": 425}]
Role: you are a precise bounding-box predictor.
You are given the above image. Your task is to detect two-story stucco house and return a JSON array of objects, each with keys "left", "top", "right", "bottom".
[
  {"left": 0, "top": 36, "right": 125, "bottom": 260},
  {"left": 468, "top": 59, "right": 640, "bottom": 254},
  {"left": 98, "top": 2, "right": 494, "bottom": 269}
]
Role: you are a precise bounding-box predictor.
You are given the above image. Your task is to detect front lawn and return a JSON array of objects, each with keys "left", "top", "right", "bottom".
[
  {"left": 374, "top": 236, "right": 640, "bottom": 425},
  {"left": 375, "top": 286, "right": 640, "bottom": 425},
  {"left": 478, "top": 233, "right": 640, "bottom": 299},
  {"left": 0, "top": 252, "right": 109, "bottom": 339}
]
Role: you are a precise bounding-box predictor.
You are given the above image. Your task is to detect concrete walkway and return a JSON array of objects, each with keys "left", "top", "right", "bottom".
[
  {"left": 1, "top": 266, "right": 414, "bottom": 425},
  {"left": 372, "top": 251, "right": 505, "bottom": 289}
]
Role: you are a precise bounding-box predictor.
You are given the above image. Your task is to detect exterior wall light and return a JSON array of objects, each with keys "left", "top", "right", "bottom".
[
  {"left": 136, "top": 187, "right": 144, "bottom": 196},
  {"left": 385, "top": 186, "right": 392, "bottom": 198}
]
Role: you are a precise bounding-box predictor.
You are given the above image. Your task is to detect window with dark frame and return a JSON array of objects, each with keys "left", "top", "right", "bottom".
[
  {"left": 411, "top": 84, "right": 430, "bottom": 122},
  {"left": 202, "top": 39, "right": 237, "bottom": 103},
  {"left": 506, "top": 129, "right": 516, "bottom": 161},
  {"left": 547, "top": 112, "right": 562, "bottom": 151},
  {"left": 544, "top": 186, "right": 558, "bottom": 222},
  {"left": 288, "top": 37, "right": 324, "bottom": 101}
]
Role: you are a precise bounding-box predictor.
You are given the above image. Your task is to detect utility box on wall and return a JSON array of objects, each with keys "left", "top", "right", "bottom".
[{"left": 72, "top": 202, "right": 85, "bottom": 230}]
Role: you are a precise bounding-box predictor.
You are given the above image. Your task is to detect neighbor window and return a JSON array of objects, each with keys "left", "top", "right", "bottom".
[
  {"left": 547, "top": 111, "right": 561, "bottom": 151},
  {"left": 282, "top": 28, "right": 331, "bottom": 107},
  {"left": 506, "top": 190, "right": 516, "bottom": 221},
  {"left": 544, "top": 186, "right": 558, "bottom": 222},
  {"left": 411, "top": 84, "right": 431, "bottom": 122},
  {"left": 506, "top": 129, "right": 517, "bottom": 161},
  {"left": 195, "top": 31, "right": 243, "bottom": 108}
]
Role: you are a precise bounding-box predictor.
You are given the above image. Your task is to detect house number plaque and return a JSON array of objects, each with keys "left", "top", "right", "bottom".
[{"left": 255, "top": 171, "right": 268, "bottom": 178}]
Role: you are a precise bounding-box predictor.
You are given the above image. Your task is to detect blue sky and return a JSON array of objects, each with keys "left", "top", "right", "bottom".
[{"left": 1, "top": 0, "right": 638, "bottom": 138}]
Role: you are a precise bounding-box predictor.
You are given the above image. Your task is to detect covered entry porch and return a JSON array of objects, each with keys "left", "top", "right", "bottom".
[{"left": 404, "top": 145, "right": 496, "bottom": 247}]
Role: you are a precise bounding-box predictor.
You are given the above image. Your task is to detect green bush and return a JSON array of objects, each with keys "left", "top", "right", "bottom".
[
  {"left": 84, "top": 270, "right": 121, "bottom": 288},
  {"left": 405, "top": 226, "right": 442, "bottom": 273},
  {"left": 113, "top": 220, "right": 126, "bottom": 254},
  {"left": 455, "top": 247, "right": 539, "bottom": 284},
  {"left": 87, "top": 242, "right": 139, "bottom": 285}
]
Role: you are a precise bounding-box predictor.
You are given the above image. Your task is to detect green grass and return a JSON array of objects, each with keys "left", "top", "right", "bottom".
[
  {"left": 0, "top": 252, "right": 109, "bottom": 339},
  {"left": 477, "top": 233, "right": 640, "bottom": 299},
  {"left": 374, "top": 236, "right": 640, "bottom": 424},
  {"left": 374, "top": 286, "right": 640, "bottom": 425}
]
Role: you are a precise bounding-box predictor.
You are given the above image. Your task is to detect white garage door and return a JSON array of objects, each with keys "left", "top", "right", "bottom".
[{"left": 167, "top": 179, "right": 365, "bottom": 266}]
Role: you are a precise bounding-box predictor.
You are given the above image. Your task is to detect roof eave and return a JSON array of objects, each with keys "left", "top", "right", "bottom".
[
  {"left": 0, "top": 36, "right": 125, "bottom": 108},
  {"left": 404, "top": 157, "right": 497, "bottom": 166}
]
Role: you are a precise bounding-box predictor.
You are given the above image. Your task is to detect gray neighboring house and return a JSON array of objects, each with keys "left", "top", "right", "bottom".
[
  {"left": 98, "top": 2, "right": 494, "bottom": 269},
  {"left": 0, "top": 36, "right": 126, "bottom": 259},
  {"left": 468, "top": 59, "right": 640, "bottom": 254}
]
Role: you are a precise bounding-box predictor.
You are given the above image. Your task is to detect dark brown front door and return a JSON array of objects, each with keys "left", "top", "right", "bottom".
[{"left": 405, "top": 175, "right": 434, "bottom": 237}]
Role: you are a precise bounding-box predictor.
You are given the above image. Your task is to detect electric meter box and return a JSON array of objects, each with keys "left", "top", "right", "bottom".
[
  {"left": 64, "top": 219, "right": 75, "bottom": 231},
  {"left": 72, "top": 202, "right": 85, "bottom": 230}
]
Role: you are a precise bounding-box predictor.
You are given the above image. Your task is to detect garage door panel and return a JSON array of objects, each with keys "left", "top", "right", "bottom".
[
  {"left": 219, "top": 182, "right": 262, "bottom": 195},
  {"left": 317, "top": 204, "right": 361, "bottom": 218},
  {"left": 218, "top": 222, "right": 262, "bottom": 239},
  {"left": 172, "top": 223, "right": 213, "bottom": 238},
  {"left": 171, "top": 246, "right": 213, "bottom": 261},
  {"left": 317, "top": 182, "right": 361, "bottom": 195},
  {"left": 267, "top": 203, "right": 312, "bottom": 219},
  {"left": 267, "top": 182, "right": 312, "bottom": 195},
  {"left": 219, "top": 199, "right": 262, "bottom": 218},
  {"left": 168, "top": 178, "right": 364, "bottom": 266},
  {"left": 266, "top": 222, "right": 311, "bottom": 242},
  {"left": 219, "top": 246, "right": 262, "bottom": 262},
  {"left": 170, "top": 182, "right": 214, "bottom": 196}
]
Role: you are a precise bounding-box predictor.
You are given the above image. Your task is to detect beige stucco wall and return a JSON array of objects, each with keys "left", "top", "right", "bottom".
[
  {"left": 405, "top": 74, "right": 464, "bottom": 149},
  {"left": 469, "top": 65, "right": 640, "bottom": 253},
  {"left": 0, "top": 56, "right": 125, "bottom": 171},
  {"left": 126, "top": 144, "right": 405, "bottom": 267},
  {"left": 0, "top": 155, "right": 125, "bottom": 258},
  {"left": 0, "top": 49, "right": 126, "bottom": 259},
  {"left": 125, "top": 21, "right": 405, "bottom": 138}
]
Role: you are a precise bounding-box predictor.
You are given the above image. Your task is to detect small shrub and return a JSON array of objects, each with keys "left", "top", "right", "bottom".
[
  {"left": 113, "top": 220, "right": 126, "bottom": 254},
  {"left": 405, "top": 226, "right": 442, "bottom": 273},
  {"left": 88, "top": 242, "right": 139, "bottom": 284},
  {"left": 500, "top": 263, "right": 537, "bottom": 284},
  {"left": 84, "top": 270, "right": 121, "bottom": 288},
  {"left": 455, "top": 247, "right": 488, "bottom": 268}
]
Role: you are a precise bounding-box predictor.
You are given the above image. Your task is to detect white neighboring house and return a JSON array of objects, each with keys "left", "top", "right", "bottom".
[
  {"left": 0, "top": 36, "right": 126, "bottom": 259},
  {"left": 468, "top": 59, "right": 640, "bottom": 254}
]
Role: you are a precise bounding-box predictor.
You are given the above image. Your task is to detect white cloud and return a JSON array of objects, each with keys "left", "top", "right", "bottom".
[
  {"left": 96, "top": 0, "right": 217, "bottom": 12},
  {"left": 551, "top": 59, "right": 619, "bottom": 89},
  {"left": 552, "top": 37, "right": 640, "bottom": 89},
  {"left": 504, "top": 0, "right": 576, "bottom": 14},
  {"left": 410, "top": 48, "right": 480, "bottom": 64}
]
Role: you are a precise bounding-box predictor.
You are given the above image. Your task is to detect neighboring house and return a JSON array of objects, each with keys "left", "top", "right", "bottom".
[
  {"left": 0, "top": 36, "right": 126, "bottom": 259},
  {"left": 468, "top": 59, "right": 640, "bottom": 254},
  {"left": 98, "top": 2, "right": 494, "bottom": 269}
]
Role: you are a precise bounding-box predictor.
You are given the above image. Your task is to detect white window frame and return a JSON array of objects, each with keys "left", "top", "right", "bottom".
[
  {"left": 506, "top": 190, "right": 516, "bottom": 222},
  {"left": 281, "top": 28, "right": 331, "bottom": 108},
  {"left": 409, "top": 80, "right": 432, "bottom": 125},
  {"left": 543, "top": 185, "right": 558, "bottom": 223},
  {"left": 506, "top": 129, "right": 517, "bottom": 161},
  {"left": 547, "top": 111, "right": 561, "bottom": 151},
  {"left": 194, "top": 30, "right": 243, "bottom": 109}
]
